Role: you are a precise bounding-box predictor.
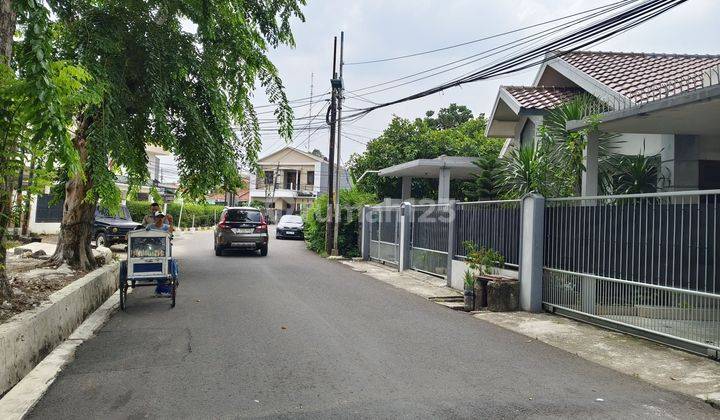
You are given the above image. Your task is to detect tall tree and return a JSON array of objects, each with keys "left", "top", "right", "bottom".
[
  {"left": 1, "top": 1, "right": 92, "bottom": 301},
  {"left": 0, "top": 0, "right": 15, "bottom": 62},
  {"left": 49, "top": 0, "right": 305, "bottom": 270},
  {"left": 424, "top": 103, "right": 474, "bottom": 130},
  {"left": 0, "top": 0, "right": 15, "bottom": 302}
]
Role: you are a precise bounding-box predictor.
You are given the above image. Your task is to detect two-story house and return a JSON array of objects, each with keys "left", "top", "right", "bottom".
[{"left": 249, "top": 147, "right": 351, "bottom": 221}]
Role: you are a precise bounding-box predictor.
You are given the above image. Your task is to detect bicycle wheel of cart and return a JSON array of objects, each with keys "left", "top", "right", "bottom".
[
  {"left": 170, "top": 280, "right": 177, "bottom": 308},
  {"left": 119, "top": 261, "right": 128, "bottom": 311}
]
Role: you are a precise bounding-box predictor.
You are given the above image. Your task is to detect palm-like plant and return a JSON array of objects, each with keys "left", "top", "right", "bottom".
[
  {"left": 500, "top": 138, "right": 570, "bottom": 198},
  {"left": 604, "top": 151, "right": 663, "bottom": 194},
  {"left": 542, "top": 94, "right": 620, "bottom": 194}
]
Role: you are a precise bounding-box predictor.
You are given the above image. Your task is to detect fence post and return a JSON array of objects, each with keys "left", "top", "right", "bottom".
[
  {"left": 519, "top": 193, "right": 545, "bottom": 312},
  {"left": 361, "top": 205, "right": 370, "bottom": 261},
  {"left": 399, "top": 202, "right": 412, "bottom": 271},
  {"left": 446, "top": 200, "right": 456, "bottom": 287}
]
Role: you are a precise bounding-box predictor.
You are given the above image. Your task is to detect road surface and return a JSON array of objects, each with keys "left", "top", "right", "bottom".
[{"left": 29, "top": 230, "right": 718, "bottom": 418}]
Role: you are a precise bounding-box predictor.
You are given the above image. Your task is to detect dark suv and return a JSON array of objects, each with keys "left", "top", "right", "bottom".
[
  {"left": 93, "top": 205, "right": 142, "bottom": 247},
  {"left": 214, "top": 207, "right": 268, "bottom": 256}
]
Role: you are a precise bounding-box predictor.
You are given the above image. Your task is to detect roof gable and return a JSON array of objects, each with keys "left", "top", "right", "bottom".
[
  {"left": 503, "top": 86, "right": 583, "bottom": 111},
  {"left": 257, "top": 147, "right": 325, "bottom": 165}
]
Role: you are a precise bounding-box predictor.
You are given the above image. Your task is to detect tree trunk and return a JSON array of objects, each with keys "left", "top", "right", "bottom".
[
  {"left": 0, "top": 173, "right": 15, "bottom": 302},
  {"left": 12, "top": 152, "right": 24, "bottom": 230},
  {"left": 51, "top": 117, "right": 96, "bottom": 271},
  {"left": 0, "top": 0, "right": 16, "bottom": 302},
  {"left": 0, "top": 0, "right": 14, "bottom": 65},
  {"left": 21, "top": 158, "right": 34, "bottom": 235}
]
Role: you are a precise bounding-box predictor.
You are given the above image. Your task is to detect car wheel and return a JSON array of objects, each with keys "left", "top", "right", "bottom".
[
  {"left": 95, "top": 232, "right": 107, "bottom": 248},
  {"left": 259, "top": 244, "right": 268, "bottom": 256}
]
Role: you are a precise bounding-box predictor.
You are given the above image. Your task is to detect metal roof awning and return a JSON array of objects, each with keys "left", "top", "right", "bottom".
[{"left": 377, "top": 156, "right": 480, "bottom": 180}]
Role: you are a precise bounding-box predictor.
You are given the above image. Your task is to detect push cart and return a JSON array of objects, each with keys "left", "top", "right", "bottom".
[{"left": 119, "top": 230, "right": 178, "bottom": 310}]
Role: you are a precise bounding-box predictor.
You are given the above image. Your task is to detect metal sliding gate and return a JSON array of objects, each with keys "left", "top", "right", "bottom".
[
  {"left": 368, "top": 205, "right": 401, "bottom": 265},
  {"left": 542, "top": 191, "right": 720, "bottom": 356},
  {"left": 410, "top": 204, "right": 449, "bottom": 277}
]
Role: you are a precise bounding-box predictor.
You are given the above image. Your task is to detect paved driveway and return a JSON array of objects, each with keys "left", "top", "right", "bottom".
[{"left": 29, "top": 230, "right": 718, "bottom": 418}]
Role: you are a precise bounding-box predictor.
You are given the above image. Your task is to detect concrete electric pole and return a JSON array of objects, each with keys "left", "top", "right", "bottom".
[
  {"left": 325, "top": 36, "right": 339, "bottom": 255},
  {"left": 331, "top": 31, "right": 344, "bottom": 256}
]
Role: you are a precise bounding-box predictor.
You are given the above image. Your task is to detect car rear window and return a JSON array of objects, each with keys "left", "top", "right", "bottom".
[{"left": 224, "top": 209, "right": 262, "bottom": 222}]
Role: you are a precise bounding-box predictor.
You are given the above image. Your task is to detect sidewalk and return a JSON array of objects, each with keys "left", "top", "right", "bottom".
[
  {"left": 340, "top": 259, "right": 720, "bottom": 408},
  {"left": 341, "top": 259, "right": 463, "bottom": 305}
]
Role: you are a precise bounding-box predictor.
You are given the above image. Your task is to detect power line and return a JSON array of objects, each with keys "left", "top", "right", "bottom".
[
  {"left": 345, "top": 0, "right": 687, "bottom": 118},
  {"left": 343, "top": 0, "right": 638, "bottom": 99},
  {"left": 344, "top": 0, "right": 638, "bottom": 65}
]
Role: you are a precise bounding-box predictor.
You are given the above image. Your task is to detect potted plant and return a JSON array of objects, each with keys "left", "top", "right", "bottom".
[
  {"left": 463, "top": 242, "right": 506, "bottom": 310},
  {"left": 463, "top": 270, "right": 475, "bottom": 311}
]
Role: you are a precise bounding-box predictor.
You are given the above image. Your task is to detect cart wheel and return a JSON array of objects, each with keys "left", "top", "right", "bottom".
[
  {"left": 119, "top": 261, "right": 128, "bottom": 311},
  {"left": 120, "top": 284, "right": 127, "bottom": 311},
  {"left": 170, "top": 281, "right": 177, "bottom": 308}
]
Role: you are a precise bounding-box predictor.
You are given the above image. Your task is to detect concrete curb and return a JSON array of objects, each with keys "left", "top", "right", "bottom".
[
  {"left": 0, "top": 289, "right": 124, "bottom": 419},
  {"left": 0, "top": 262, "right": 119, "bottom": 397}
]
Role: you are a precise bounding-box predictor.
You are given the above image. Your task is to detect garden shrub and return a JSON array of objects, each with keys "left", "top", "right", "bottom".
[
  {"left": 304, "top": 188, "right": 377, "bottom": 257},
  {"left": 126, "top": 200, "right": 226, "bottom": 228}
]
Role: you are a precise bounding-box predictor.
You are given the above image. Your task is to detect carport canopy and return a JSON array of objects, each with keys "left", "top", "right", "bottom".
[{"left": 377, "top": 156, "right": 480, "bottom": 203}]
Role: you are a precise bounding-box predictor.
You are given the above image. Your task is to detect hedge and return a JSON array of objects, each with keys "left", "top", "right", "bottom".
[
  {"left": 126, "top": 200, "right": 226, "bottom": 228},
  {"left": 304, "top": 188, "right": 377, "bottom": 257}
]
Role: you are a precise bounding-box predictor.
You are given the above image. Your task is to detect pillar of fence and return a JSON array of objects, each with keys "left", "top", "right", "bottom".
[
  {"left": 361, "top": 205, "right": 371, "bottom": 261},
  {"left": 446, "top": 200, "right": 457, "bottom": 287},
  {"left": 399, "top": 202, "right": 412, "bottom": 271},
  {"left": 519, "top": 193, "right": 545, "bottom": 312}
]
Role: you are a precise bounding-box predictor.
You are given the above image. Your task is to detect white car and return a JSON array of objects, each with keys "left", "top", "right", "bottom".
[{"left": 275, "top": 215, "right": 304, "bottom": 239}]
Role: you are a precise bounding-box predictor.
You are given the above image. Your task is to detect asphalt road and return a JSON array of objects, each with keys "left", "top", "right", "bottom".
[{"left": 29, "top": 230, "right": 718, "bottom": 419}]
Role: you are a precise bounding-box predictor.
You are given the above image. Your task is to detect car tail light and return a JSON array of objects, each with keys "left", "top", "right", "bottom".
[
  {"left": 218, "top": 213, "right": 230, "bottom": 229},
  {"left": 254, "top": 214, "right": 268, "bottom": 233}
]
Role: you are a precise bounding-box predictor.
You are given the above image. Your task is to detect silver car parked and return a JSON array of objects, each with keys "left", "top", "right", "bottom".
[
  {"left": 214, "top": 207, "right": 268, "bottom": 256},
  {"left": 276, "top": 215, "right": 304, "bottom": 239}
]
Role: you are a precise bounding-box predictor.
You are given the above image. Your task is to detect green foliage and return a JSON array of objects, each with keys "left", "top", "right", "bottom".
[
  {"left": 500, "top": 95, "right": 622, "bottom": 199},
  {"left": 463, "top": 241, "right": 505, "bottom": 276},
  {"left": 125, "top": 200, "right": 150, "bottom": 223},
  {"left": 304, "top": 188, "right": 377, "bottom": 257},
  {"left": 462, "top": 153, "right": 502, "bottom": 201},
  {"left": 249, "top": 199, "right": 266, "bottom": 210},
  {"left": 507, "top": 95, "right": 620, "bottom": 198},
  {"left": 149, "top": 186, "right": 163, "bottom": 205},
  {"left": 47, "top": 0, "right": 305, "bottom": 210},
  {"left": 603, "top": 151, "right": 663, "bottom": 194},
  {"left": 424, "top": 103, "right": 474, "bottom": 130},
  {"left": 500, "top": 138, "right": 571, "bottom": 199},
  {"left": 464, "top": 270, "right": 475, "bottom": 289},
  {"left": 349, "top": 106, "right": 503, "bottom": 200}
]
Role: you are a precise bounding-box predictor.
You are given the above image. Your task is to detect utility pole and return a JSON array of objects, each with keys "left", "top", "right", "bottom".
[
  {"left": 325, "top": 36, "right": 339, "bottom": 255},
  {"left": 331, "top": 31, "right": 344, "bottom": 256}
]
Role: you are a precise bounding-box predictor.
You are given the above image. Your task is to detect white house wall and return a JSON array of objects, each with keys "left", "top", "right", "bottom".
[{"left": 613, "top": 133, "right": 665, "bottom": 156}]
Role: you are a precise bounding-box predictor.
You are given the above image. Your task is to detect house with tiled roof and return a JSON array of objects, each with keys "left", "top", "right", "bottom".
[{"left": 487, "top": 50, "right": 720, "bottom": 194}]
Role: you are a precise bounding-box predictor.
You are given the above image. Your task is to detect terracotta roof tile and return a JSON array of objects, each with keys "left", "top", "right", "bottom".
[
  {"left": 502, "top": 86, "right": 583, "bottom": 110},
  {"left": 559, "top": 51, "right": 720, "bottom": 103}
]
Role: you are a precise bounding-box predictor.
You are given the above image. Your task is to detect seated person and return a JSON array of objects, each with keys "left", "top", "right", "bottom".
[
  {"left": 146, "top": 211, "right": 174, "bottom": 233},
  {"left": 144, "top": 211, "right": 176, "bottom": 296}
]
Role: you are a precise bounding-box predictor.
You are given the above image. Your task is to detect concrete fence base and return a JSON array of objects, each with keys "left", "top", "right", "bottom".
[{"left": 0, "top": 262, "right": 119, "bottom": 396}]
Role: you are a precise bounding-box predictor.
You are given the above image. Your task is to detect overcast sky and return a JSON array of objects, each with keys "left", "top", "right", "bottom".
[{"left": 251, "top": 0, "right": 719, "bottom": 165}]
